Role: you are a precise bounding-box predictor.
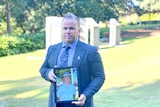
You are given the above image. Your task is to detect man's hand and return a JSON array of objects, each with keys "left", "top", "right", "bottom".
[
  {"left": 48, "top": 69, "right": 56, "bottom": 82},
  {"left": 72, "top": 94, "right": 86, "bottom": 106}
]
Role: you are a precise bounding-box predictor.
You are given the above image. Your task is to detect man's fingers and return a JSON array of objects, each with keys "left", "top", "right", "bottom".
[
  {"left": 54, "top": 65, "right": 58, "bottom": 68},
  {"left": 48, "top": 69, "right": 56, "bottom": 82},
  {"left": 72, "top": 94, "right": 86, "bottom": 106},
  {"left": 72, "top": 101, "right": 83, "bottom": 106}
]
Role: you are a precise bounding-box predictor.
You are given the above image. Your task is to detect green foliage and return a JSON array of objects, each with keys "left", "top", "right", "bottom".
[
  {"left": 127, "top": 0, "right": 160, "bottom": 16},
  {"left": 140, "top": 13, "right": 160, "bottom": 21},
  {"left": 0, "top": 22, "right": 7, "bottom": 34},
  {"left": 0, "top": 32, "right": 45, "bottom": 57},
  {"left": 20, "top": 32, "right": 45, "bottom": 50},
  {"left": 75, "top": 1, "right": 102, "bottom": 22},
  {"left": 138, "top": 0, "right": 160, "bottom": 12},
  {"left": 0, "top": 0, "right": 119, "bottom": 34},
  {"left": 0, "top": 36, "right": 19, "bottom": 56},
  {"left": 100, "top": 27, "right": 109, "bottom": 38}
]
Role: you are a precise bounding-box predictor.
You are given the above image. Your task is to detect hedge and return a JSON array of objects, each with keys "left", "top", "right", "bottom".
[{"left": 0, "top": 32, "right": 45, "bottom": 57}]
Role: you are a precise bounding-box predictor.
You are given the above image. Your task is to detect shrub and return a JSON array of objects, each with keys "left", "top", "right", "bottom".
[
  {"left": 100, "top": 28, "right": 109, "bottom": 38},
  {"left": 0, "top": 32, "right": 45, "bottom": 57},
  {"left": 0, "top": 36, "right": 19, "bottom": 56},
  {"left": 19, "top": 32, "right": 45, "bottom": 50}
]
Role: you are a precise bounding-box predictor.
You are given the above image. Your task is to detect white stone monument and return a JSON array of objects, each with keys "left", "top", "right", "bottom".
[
  {"left": 45, "top": 16, "right": 62, "bottom": 50},
  {"left": 45, "top": 16, "right": 100, "bottom": 50},
  {"left": 90, "top": 26, "right": 99, "bottom": 46},
  {"left": 79, "top": 18, "right": 99, "bottom": 46},
  {"left": 79, "top": 18, "right": 89, "bottom": 44},
  {"left": 109, "top": 18, "right": 121, "bottom": 46}
]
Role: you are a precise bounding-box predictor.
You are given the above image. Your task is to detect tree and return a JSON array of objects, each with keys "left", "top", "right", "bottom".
[
  {"left": 6, "top": 0, "right": 12, "bottom": 33},
  {"left": 50, "top": 0, "right": 118, "bottom": 22},
  {"left": 122, "top": 0, "right": 160, "bottom": 16},
  {"left": 75, "top": 1, "right": 103, "bottom": 21},
  {"left": 121, "top": 0, "right": 160, "bottom": 24},
  {"left": 0, "top": 0, "right": 12, "bottom": 34},
  {"left": 0, "top": 0, "right": 121, "bottom": 34},
  {"left": 11, "top": 0, "right": 55, "bottom": 33}
]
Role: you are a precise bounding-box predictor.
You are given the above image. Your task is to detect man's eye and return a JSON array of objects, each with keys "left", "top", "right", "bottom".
[{"left": 70, "top": 27, "right": 75, "bottom": 30}]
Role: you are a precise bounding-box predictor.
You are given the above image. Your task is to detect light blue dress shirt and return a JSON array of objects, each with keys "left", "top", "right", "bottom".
[{"left": 57, "top": 83, "right": 76, "bottom": 101}]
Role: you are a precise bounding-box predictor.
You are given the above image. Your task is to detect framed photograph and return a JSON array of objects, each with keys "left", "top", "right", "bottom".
[{"left": 54, "top": 66, "right": 79, "bottom": 103}]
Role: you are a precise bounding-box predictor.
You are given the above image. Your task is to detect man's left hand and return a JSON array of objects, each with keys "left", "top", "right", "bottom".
[{"left": 72, "top": 94, "right": 86, "bottom": 106}]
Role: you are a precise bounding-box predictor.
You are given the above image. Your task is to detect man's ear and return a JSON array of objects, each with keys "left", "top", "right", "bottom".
[{"left": 78, "top": 27, "right": 81, "bottom": 34}]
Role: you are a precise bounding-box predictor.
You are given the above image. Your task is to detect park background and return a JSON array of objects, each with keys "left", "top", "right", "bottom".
[{"left": 0, "top": 0, "right": 160, "bottom": 107}]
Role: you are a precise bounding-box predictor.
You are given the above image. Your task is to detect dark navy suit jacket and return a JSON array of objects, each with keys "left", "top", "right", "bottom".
[{"left": 40, "top": 40, "right": 105, "bottom": 107}]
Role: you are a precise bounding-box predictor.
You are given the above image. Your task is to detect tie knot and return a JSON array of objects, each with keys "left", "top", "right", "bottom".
[{"left": 65, "top": 45, "right": 70, "bottom": 51}]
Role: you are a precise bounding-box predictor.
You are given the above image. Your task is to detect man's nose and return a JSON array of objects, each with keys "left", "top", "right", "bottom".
[{"left": 66, "top": 29, "right": 71, "bottom": 33}]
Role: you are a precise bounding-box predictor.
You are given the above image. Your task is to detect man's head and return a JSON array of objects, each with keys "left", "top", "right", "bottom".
[
  {"left": 62, "top": 72, "right": 71, "bottom": 84},
  {"left": 61, "top": 13, "right": 80, "bottom": 45}
]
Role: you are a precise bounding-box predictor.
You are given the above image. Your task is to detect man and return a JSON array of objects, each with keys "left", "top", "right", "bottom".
[
  {"left": 57, "top": 72, "right": 76, "bottom": 101},
  {"left": 39, "top": 13, "right": 105, "bottom": 107}
]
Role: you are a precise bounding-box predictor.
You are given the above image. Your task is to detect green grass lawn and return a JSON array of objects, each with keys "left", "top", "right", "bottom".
[{"left": 0, "top": 34, "right": 160, "bottom": 107}]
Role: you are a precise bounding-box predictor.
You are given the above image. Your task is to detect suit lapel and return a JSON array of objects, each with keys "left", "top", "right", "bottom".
[{"left": 72, "top": 41, "right": 86, "bottom": 66}]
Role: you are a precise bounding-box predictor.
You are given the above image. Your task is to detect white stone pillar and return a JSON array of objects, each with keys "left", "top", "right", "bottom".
[
  {"left": 90, "top": 26, "right": 99, "bottom": 47},
  {"left": 45, "top": 16, "right": 62, "bottom": 50},
  {"left": 79, "top": 18, "right": 88, "bottom": 44},
  {"left": 109, "top": 18, "right": 121, "bottom": 46}
]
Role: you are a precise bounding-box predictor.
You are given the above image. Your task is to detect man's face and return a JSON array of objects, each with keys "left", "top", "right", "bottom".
[
  {"left": 61, "top": 19, "right": 80, "bottom": 44},
  {"left": 63, "top": 76, "right": 70, "bottom": 84}
]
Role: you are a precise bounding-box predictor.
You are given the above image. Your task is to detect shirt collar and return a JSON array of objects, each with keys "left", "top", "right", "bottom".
[{"left": 62, "top": 39, "right": 78, "bottom": 50}]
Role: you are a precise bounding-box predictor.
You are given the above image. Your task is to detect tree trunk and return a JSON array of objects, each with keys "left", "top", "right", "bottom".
[{"left": 6, "top": 1, "right": 12, "bottom": 34}]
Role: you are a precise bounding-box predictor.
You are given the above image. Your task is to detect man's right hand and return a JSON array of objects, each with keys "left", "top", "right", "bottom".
[{"left": 48, "top": 69, "right": 56, "bottom": 82}]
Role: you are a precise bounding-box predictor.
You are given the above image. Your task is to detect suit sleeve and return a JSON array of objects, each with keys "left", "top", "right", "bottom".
[
  {"left": 39, "top": 46, "right": 53, "bottom": 81},
  {"left": 82, "top": 47, "right": 105, "bottom": 98}
]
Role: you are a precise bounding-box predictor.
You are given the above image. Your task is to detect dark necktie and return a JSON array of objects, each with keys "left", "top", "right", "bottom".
[{"left": 60, "top": 46, "right": 70, "bottom": 67}]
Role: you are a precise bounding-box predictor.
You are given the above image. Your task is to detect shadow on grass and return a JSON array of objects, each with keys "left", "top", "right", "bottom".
[
  {"left": 0, "top": 77, "right": 49, "bottom": 107},
  {"left": 95, "top": 80, "right": 160, "bottom": 107},
  {"left": 1, "top": 76, "right": 160, "bottom": 107},
  {"left": 99, "top": 34, "right": 152, "bottom": 50}
]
